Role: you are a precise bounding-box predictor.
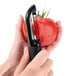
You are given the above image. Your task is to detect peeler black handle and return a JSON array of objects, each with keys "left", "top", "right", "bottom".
[
  {"left": 29, "top": 43, "right": 41, "bottom": 61},
  {"left": 25, "top": 5, "right": 42, "bottom": 61}
]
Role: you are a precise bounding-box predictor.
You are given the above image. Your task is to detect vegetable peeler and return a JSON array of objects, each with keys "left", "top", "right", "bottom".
[{"left": 25, "top": 5, "right": 42, "bottom": 61}]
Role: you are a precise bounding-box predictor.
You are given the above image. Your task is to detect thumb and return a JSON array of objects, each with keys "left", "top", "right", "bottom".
[
  {"left": 16, "top": 15, "right": 24, "bottom": 33},
  {"left": 15, "top": 15, "right": 25, "bottom": 41},
  {"left": 8, "top": 15, "right": 27, "bottom": 65}
]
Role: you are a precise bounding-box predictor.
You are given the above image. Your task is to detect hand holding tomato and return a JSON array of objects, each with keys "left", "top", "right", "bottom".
[{"left": 0, "top": 15, "right": 62, "bottom": 76}]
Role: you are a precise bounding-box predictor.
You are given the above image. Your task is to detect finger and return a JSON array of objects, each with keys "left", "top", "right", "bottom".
[
  {"left": 16, "top": 15, "right": 24, "bottom": 34},
  {"left": 41, "top": 59, "right": 53, "bottom": 73},
  {"left": 48, "top": 70, "right": 54, "bottom": 76},
  {"left": 56, "top": 21, "right": 62, "bottom": 32},
  {"left": 29, "top": 48, "right": 49, "bottom": 68},
  {"left": 55, "top": 21, "right": 62, "bottom": 41},
  {"left": 15, "top": 15, "right": 27, "bottom": 44},
  {"left": 15, "top": 47, "right": 30, "bottom": 74}
]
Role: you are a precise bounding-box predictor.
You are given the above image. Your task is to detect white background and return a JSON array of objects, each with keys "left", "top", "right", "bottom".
[{"left": 0, "top": 0, "right": 76, "bottom": 76}]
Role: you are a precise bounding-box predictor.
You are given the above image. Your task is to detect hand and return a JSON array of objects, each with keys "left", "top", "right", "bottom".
[
  {"left": 8, "top": 15, "right": 28, "bottom": 66},
  {"left": 0, "top": 15, "right": 29, "bottom": 76},
  {"left": 0, "top": 15, "right": 62, "bottom": 76},
  {"left": 14, "top": 48, "right": 53, "bottom": 76}
]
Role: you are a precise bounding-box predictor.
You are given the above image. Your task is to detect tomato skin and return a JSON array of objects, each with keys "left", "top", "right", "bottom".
[{"left": 22, "top": 17, "right": 58, "bottom": 47}]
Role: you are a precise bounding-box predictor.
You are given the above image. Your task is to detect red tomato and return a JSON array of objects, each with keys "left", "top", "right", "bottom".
[{"left": 22, "top": 17, "right": 58, "bottom": 47}]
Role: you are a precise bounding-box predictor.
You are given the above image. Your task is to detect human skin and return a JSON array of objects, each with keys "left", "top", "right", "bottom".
[
  {"left": 0, "top": 15, "right": 62, "bottom": 76},
  {"left": 14, "top": 48, "right": 53, "bottom": 76}
]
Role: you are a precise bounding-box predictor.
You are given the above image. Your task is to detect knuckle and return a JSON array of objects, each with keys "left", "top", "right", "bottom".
[
  {"left": 40, "top": 71, "right": 47, "bottom": 76},
  {"left": 28, "top": 66, "right": 36, "bottom": 72},
  {"left": 47, "top": 59, "right": 53, "bottom": 64}
]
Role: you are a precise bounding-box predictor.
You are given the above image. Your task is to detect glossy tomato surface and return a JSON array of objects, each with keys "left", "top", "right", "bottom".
[{"left": 22, "top": 17, "right": 58, "bottom": 47}]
